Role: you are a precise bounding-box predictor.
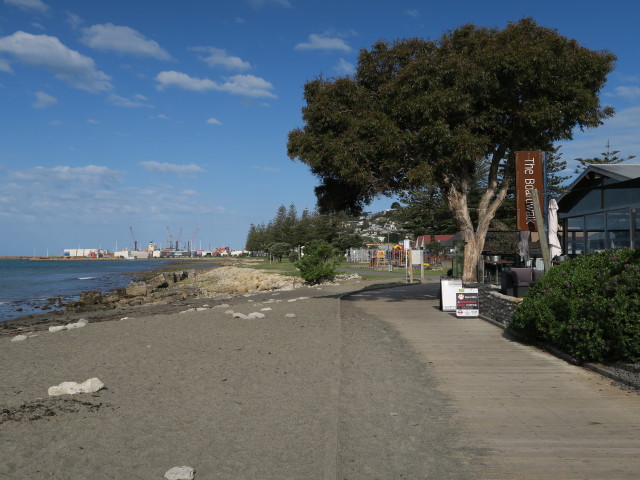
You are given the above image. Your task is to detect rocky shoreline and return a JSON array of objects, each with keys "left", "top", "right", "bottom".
[{"left": 0, "top": 264, "right": 361, "bottom": 337}]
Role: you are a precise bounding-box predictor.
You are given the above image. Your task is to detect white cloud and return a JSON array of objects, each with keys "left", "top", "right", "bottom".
[
  {"left": 108, "top": 93, "right": 153, "bottom": 108},
  {"left": 406, "top": 9, "right": 420, "bottom": 18},
  {"left": 155, "top": 71, "right": 217, "bottom": 92},
  {"left": 206, "top": 117, "right": 222, "bottom": 125},
  {"left": 87, "top": 118, "right": 99, "bottom": 124},
  {"left": 33, "top": 90, "right": 57, "bottom": 108},
  {"left": 139, "top": 161, "right": 205, "bottom": 174},
  {"left": 0, "top": 57, "right": 12, "bottom": 72},
  {"left": 0, "top": 31, "right": 112, "bottom": 92},
  {"left": 612, "top": 86, "right": 640, "bottom": 101},
  {"left": 155, "top": 71, "right": 276, "bottom": 98},
  {"left": 0, "top": 165, "right": 228, "bottom": 231},
  {"left": 219, "top": 74, "right": 276, "bottom": 98},
  {"left": 81, "top": 23, "right": 171, "bottom": 60},
  {"left": 335, "top": 58, "right": 354, "bottom": 75},
  {"left": 192, "top": 46, "right": 251, "bottom": 71},
  {"left": 67, "top": 12, "right": 83, "bottom": 29},
  {"left": 295, "top": 33, "right": 351, "bottom": 52},
  {"left": 4, "top": 0, "right": 49, "bottom": 13},
  {"left": 10, "top": 165, "right": 122, "bottom": 184}
]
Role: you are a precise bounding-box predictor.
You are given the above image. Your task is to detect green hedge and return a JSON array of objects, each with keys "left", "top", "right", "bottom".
[{"left": 510, "top": 248, "right": 640, "bottom": 363}]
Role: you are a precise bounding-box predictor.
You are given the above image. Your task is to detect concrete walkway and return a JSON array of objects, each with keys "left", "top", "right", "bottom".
[{"left": 345, "top": 282, "right": 640, "bottom": 479}]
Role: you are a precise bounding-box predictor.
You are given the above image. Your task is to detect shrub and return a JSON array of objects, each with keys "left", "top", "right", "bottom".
[
  {"left": 295, "top": 241, "right": 340, "bottom": 284},
  {"left": 510, "top": 248, "right": 640, "bottom": 363}
]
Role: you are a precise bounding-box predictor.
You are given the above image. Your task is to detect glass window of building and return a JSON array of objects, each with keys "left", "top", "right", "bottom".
[
  {"left": 604, "top": 186, "right": 638, "bottom": 209},
  {"left": 570, "top": 189, "right": 601, "bottom": 215},
  {"left": 585, "top": 213, "right": 605, "bottom": 231},
  {"left": 607, "top": 211, "right": 631, "bottom": 248},
  {"left": 566, "top": 217, "right": 585, "bottom": 255},
  {"left": 585, "top": 213, "right": 606, "bottom": 252}
]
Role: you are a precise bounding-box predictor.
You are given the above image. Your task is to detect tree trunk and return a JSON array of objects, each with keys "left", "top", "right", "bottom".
[{"left": 445, "top": 154, "right": 511, "bottom": 283}]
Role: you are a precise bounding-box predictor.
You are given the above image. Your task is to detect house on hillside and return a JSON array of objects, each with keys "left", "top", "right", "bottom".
[
  {"left": 413, "top": 234, "right": 460, "bottom": 254},
  {"left": 558, "top": 164, "right": 640, "bottom": 255}
]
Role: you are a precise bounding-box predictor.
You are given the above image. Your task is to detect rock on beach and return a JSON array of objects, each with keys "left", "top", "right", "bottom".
[
  {"left": 191, "top": 266, "right": 299, "bottom": 295},
  {"left": 48, "top": 377, "right": 105, "bottom": 396}
]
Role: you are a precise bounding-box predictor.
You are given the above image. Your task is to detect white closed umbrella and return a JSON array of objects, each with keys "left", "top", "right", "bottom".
[
  {"left": 548, "top": 198, "right": 562, "bottom": 259},
  {"left": 518, "top": 230, "right": 530, "bottom": 264}
]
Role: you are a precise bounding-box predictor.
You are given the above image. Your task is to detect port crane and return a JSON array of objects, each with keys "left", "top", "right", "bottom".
[
  {"left": 129, "top": 226, "right": 138, "bottom": 251},
  {"left": 189, "top": 227, "right": 200, "bottom": 251}
]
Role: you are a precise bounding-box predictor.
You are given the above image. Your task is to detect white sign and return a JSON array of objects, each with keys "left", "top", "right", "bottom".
[{"left": 440, "top": 278, "right": 463, "bottom": 311}]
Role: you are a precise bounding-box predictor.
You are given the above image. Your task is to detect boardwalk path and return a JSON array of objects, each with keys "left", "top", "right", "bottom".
[{"left": 345, "top": 282, "right": 640, "bottom": 479}]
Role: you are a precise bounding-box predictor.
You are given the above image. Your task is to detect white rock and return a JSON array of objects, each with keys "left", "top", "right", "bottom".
[
  {"left": 120, "top": 317, "right": 130, "bottom": 321},
  {"left": 247, "top": 312, "right": 265, "bottom": 319},
  {"left": 214, "top": 303, "right": 230, "bottom": 309},
  {"left": 260, "top": 307, "right": 272, "bottom": 311},
  {"left": 11, "top": 334, "right": 28, "bottom": 342},
  {"left": 164, "top": 466, "right": 195, "bottom": 480},
  {"left": 179, "top": 308, "right": 196, "bottom": 314},
  {"left": 287, "top": 299, "right": 297, "bottom": 303},
  {"left": 66, "top": 320, "right": 87, "bottom": 329},
  {"left": 285, "top": 313, "right": 296, "bottom": 318},
  {"left": 49, "top": 325, "right": 66, "bottom": 332},
  {"left": 224, "top": 309, "right": 234, "bottom": 314},
  {"left": 196, "top": 307, "right": 208, "bottom": 312},
  {"left": 48, "top": 377, "right": 105, "bottom": 396},
  {"left": 232, "top": 312, "right": 249, "bottom": 319},
  {"left": 297, "top": 296, "right": 309, "bottom": 300}
]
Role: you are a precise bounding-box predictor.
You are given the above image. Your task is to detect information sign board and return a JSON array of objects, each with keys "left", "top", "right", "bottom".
[
  {"left": 456, "top": 288, "right": 479, "bottom": 317},
  {"left": 440, "top": 278, "right": 463, "bottom": 312}
]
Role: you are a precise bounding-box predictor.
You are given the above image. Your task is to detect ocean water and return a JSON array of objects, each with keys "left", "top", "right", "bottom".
[{"left": 0, "top": 259, "right": 169, "bottom": 322}]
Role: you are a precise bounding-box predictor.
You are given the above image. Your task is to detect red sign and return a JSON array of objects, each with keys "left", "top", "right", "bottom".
[{"left": 515, "top": 151, "right": 545, "bottom": 231}]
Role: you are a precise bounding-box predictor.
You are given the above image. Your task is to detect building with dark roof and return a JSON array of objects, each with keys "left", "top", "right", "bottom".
[{"left": 558, "top": 164, "right": 640, "bottom": 255}]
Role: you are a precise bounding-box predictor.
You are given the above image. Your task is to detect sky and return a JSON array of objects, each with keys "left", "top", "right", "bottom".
[{"left": 1, "top": 0, "right": 639, "bottom": 256}]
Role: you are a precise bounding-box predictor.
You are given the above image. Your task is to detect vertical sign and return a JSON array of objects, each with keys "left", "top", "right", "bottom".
[{"left": 515, "top": 151, "right": 545, "bottom": 231}]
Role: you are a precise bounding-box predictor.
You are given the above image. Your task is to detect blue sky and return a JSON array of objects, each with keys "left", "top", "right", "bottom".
[{"left": 1, "top": 0, "right": 639, "bottom": 256}]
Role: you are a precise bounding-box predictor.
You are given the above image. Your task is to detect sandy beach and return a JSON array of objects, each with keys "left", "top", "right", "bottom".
[{"left": 1, "top": 271, "right": 470, "bottom": 479}]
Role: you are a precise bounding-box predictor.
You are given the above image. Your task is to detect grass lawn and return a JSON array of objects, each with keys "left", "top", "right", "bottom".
[
  {"left": 239, "top": 258, "right": 301, "bottom": 277},
  {"left": 240, "top": 258, "right": 450, "bottom": 283}
]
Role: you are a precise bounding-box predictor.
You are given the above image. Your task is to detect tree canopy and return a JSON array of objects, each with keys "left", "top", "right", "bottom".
[
  {"left": 574, "top": 140, "right": 636, "bottom": 173},
  {"left": 288, "top": 18, "right": 615, "bottom": 281}
]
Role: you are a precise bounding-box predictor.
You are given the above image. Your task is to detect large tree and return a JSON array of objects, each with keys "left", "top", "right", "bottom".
[{"left": 287, "top": 18, "right": 615, "bottom": 281}]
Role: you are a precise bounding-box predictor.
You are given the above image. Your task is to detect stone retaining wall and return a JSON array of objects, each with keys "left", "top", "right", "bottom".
[{"left": 476, "top": 284, "right": 522, "bottom": 327}]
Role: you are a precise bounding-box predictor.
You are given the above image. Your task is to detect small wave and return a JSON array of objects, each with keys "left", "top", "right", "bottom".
[{"left": 78, "top": 276, "right": 97, "bottom": 280}]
